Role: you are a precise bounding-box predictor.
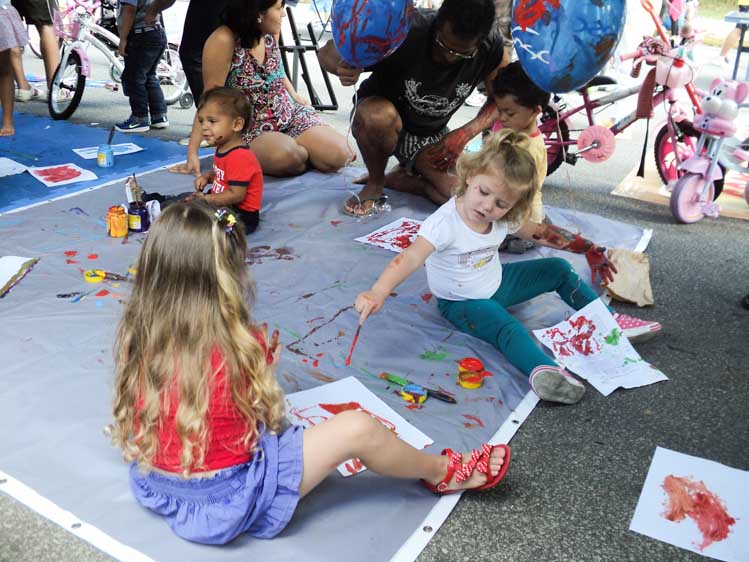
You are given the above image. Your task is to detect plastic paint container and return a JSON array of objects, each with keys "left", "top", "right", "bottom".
[
  {"left": 128, "top": 202, "right": 150, "bottom": 233},
  {"left": 457, "top": 357, "right": 488, "bottom": 389},
  {"left": 400, "top": 383, "right": 427, "bottom": 404},
  {"left": 106, "top": 205, "right": 128, "bottom": 237},
  {"left": 97, "top": 144, "right": 114, "bottom": 168}
]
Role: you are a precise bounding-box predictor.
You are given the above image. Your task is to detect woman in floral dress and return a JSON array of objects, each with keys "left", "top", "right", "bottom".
[{"left": 173, "top": 0, "right": 353, "bottom": 177}]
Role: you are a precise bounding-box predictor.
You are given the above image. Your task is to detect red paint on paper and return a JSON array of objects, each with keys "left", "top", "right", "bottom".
[
  {"left": 35, "top": 165, "right": 82, "bottom": 184},
  {"left": 312, "top": 360, "right": 319, "bottom": 368},
  {"left": 87, "top": 253, "right": 98, "bottom": 260},
  {"left": 344, "top": 458, "right": 365, "bottom": 475},
  {"left": 545, "top": 315, "right": 600, "bottom": 357},
  {"left": 421, "top": 292, "right": 433, "bottom": 303},
  {"left": 662, "top": 474, "right": 736, "bottom": 551},
  {"left": 95, "top": 289, "right": 110, "bottom": 297},
  {"left": 64, "top": 250, "right": 78, "bottom": 257},
  {"left": 66, "top": 259, "right": 79, "bottom": 264},
  {"left": 462, "top": 414, "right": 485, "bottom": 428},
  {"left": 365, "top": 220, "right": 421, "bottom": 250}
]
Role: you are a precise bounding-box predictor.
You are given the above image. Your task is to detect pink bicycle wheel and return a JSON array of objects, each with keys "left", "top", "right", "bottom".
[
  {"left": 654, "top": 121, "right": 698, "bottom": 184},
  {"left": 669, "top": 173, "right": 714, "bottom": 224}
]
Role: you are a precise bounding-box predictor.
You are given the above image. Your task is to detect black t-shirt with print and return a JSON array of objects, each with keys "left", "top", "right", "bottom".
[{"left": 357, "top": 10, "right": 504, "bottom": 137}]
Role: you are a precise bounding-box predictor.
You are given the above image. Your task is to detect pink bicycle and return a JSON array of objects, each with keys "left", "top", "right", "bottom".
[{"left": 669, "top": 79, "right": 749, "bottom": 223}]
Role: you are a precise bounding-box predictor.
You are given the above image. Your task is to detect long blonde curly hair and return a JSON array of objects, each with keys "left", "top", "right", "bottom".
[
  {"left": 454, "top": 129, "right": 539, "bottom": 225},
  {"left": 109, "top": 201, "right": 285, "bottom": 475}
]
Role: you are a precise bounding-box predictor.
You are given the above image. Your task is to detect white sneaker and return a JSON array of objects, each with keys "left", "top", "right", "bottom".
[
  {"left": 15, "top": 86, "right": 44, "bottom": 102},
  {"left": 529, "top": 366, "right": 585, "bottom": 404},
  {"left": 464, "top": 91, "right": 487, "bottom": 107}
]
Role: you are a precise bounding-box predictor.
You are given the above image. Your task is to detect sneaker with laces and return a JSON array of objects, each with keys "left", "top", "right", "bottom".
[
  {"left": 613, "top": 313, "right": 662, "bottom": 343},
  {"left": 116, "top": 117, "right": 150, "bottom": 133},
  {"left": 529, "top": 366, "right": 585, "bottom": 404},
  {"left": 150, "top": 116, "right": 169, "bottom": 129}
]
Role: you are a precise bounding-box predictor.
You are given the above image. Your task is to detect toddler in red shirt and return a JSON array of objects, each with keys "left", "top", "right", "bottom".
[{"left": 192, "top": 87, "right": 263, "bottom": 234}]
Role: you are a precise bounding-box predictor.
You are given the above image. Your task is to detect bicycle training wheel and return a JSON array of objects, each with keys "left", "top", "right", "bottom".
[
  {"left": 48, "top": 50, "right": 86, "bottom": 120},
  {"left": 539, "top": 104, "right": 570, "bottom": 177},
  {"left": 669, "top": 173, "right": 714, "bottom": 224},
  {"left": 158, "top": 43, "right": 187, "bottom": 106},
  {"left": 654, "top": 121, "right": 725, "bottom": 199}
]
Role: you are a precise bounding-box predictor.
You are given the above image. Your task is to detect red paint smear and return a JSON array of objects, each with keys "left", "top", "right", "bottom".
[
  {"left": 35, "top": 165, "right": 81, "bottom": 183},
  {"left": 546, "top": 315, "right": 600, "bottom": 357},
  {"left": 662, "top": 475, "right": 736, "bottom": 551},
  {"left": 87, "top": 253, "right": 98, "bottom": 260},
  {"left": 64, "top": 250, "right": 78, "bottom": 257},
  {"left": 513, "top": 0, "right": 560, "bottom": 32},
  {"left": 365, "top": 220, "right": 421, "bottom": 250},
  {"left": 312, "top": 360, "right": 319, "bottom": 368},
  {"left": 330, "top": 220, "right": 342, "bottom": 227},
  {"left": 344, "top": 457, "right": 365, "bottom": 475},
  {"left": 406, "top": 404, "right": 423, "bottom": 410},
  {"left": 316, "top": 353, "right": 324, "bottom": 358},
  {"left": 421, "top": 292, "right": 433, "bottom": 303},
  {"left": 462, "top": 414, "right": 485, "bottom": 428},
  {"left": 302, "top": 358, "right": 308, "bottom": 363},
  {"left": 66, "top": 259, "right": 79, "bottom": 264},
  {"left": 95, "top": 289, "right": 110, "bottom": 297}
]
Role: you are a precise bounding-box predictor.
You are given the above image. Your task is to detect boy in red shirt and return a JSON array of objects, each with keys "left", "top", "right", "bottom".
[{"left": 192, "top": 87, "right": 263, "bottom": 234}]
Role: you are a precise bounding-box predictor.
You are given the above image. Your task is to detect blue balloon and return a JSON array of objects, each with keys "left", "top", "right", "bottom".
[
  {"left": 511, "top": 0, "right": 626, "bottom": 93},
  {"left": 331, "top": 0, "right": 414, "bottom": 68}
]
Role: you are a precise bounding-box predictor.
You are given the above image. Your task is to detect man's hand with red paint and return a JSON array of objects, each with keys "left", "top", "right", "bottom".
[
  {"left": 585, "top": 246, "right": 617, "bottom": 285},
  {"left": 424, "top": 129, "right": 472, "bottom": 171}
]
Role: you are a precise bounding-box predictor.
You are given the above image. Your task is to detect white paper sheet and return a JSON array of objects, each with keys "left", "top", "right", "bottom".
[
  {"left": 27, "top": 164, "right": 98, "bottom": 187},
  {"left": 532, "top": 299, "right": 668, "bottom": 396},
  {"left": 72, "top": 143, "right": 143, "bottom": 160},
  {"left": 285, "top": 376, "right": 433, "bottom": 476},
  {"left": 630, "top": 447, "right": 749, "bottom": 561},
  {"left": 0, "top": 256, "right": 38, "bottom": 297},
  {"left": 0, "top": 157, "right": 28, "bottom": 177},
  {"left": 354, "top": 217, "right": 423, "bottom": 253}
]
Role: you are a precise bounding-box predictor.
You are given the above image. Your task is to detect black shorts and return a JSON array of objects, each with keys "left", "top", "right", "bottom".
[{"left": 11, "top": 0, "right": 53, "bottom": 26}]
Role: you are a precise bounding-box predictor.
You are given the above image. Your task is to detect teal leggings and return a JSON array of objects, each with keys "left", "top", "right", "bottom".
[{"left": 437, "top": 258, "right": 598, "bottom": 377}]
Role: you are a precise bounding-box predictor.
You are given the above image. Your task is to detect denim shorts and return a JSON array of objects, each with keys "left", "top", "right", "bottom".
[{"left": 129, "top": 425, "right": 304, "bottom": 545}]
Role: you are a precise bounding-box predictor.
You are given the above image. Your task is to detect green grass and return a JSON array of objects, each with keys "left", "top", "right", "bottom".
[{"left": 698, "top": 0, "right": 740, "bottom": 20}]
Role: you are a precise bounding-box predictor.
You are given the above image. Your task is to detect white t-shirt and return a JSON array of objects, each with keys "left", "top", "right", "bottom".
[{"left": 418, "top": 197, "right": 519, "bottom": 301}]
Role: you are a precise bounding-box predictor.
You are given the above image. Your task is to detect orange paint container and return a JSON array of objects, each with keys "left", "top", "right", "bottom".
[{"left": 106, "top": 205, "right": 128, "bottom": 238}]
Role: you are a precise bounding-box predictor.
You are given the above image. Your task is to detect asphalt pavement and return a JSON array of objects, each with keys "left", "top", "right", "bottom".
[{"left": 2, "top": 4, "right": 749, "bottom": 561}]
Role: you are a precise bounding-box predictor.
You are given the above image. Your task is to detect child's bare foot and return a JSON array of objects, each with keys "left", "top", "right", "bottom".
[
  {"left": 0, "top": 123, "right": 15, "bottom": 136},
  {"left": 424, "top": 444, "right": 510, "bottom": 493}
]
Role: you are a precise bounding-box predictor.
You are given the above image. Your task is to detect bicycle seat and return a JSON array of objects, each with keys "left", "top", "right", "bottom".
[{"left": 577, "top": 75, "right": 618, "bottom": 93}]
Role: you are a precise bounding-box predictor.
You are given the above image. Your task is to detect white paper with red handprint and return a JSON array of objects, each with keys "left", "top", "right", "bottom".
[
  {"left": 355, "top": 218, "right": 423, "bottom": 253},
  {"left": 532, "top": 299, "right": 668, "bottom": 396},
  {"left": 285, "top": 376, "right": 433, "bottom": 476}
]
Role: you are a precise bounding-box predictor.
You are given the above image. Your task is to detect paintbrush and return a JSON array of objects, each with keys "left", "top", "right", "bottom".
[
  {"left": 344, "top": 324, "right": 362, "bottom": 366},
  {"left": 107, "top": 126, "right": 115, "bottom": 146}
]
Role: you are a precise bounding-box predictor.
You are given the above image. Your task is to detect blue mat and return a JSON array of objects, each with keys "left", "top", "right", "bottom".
[{"left": 0, "top": 113, "right": 208, "bottom": 214}]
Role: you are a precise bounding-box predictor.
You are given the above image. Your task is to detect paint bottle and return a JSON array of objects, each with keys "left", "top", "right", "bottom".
[
  {"left": 400, "top": 383, "right": 427, "bottom": 404},
  {"left": 457, "top": 357, "right": 490, "bottom": 389},
  {"left": 127, "top": 202, "right": 150, "bottom": 233},
  {"left": 106, "top": 205, "right": 128, "bottom": 237},
  {"left": 97, "top": 144, "right": 114, "bottom": 168}
]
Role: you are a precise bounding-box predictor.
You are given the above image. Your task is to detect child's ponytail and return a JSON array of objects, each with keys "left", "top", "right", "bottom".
[{"left": 455, "top": 129, "right": 540, "bottom": 225}]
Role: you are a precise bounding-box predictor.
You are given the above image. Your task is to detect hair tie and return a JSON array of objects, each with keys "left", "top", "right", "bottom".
[{"left": 215, "top": 208, "right": 237, "bottom": 235}]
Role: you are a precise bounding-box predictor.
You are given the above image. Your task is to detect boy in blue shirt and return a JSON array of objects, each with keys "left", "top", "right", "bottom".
[{"left": 116, "top": 0, "right": 169, "bottom": 132}]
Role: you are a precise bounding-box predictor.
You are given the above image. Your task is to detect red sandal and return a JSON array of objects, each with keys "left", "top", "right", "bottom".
[{"left": 421, "top": 443, "right": 511, "bottom": 494}]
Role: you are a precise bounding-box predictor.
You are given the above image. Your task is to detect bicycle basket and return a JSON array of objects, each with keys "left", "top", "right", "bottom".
[{"left": 52, "top": 0, "right": 81, "bottom": 40}]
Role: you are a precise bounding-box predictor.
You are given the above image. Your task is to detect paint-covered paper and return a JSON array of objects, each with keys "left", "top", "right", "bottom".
[
  {"left": 355, "top": 217, "right": 423, "bottom": 253},
  {"left": 0, "top": 256, "right": 39, "bottom": 298},
  {"left": 27, "top": 164, "right": 98, "bottom": 187},
  {"left": 0, "top": 157, "right": 28, "bottom": 178},
  {"left": 630, "top": 447, "right": 748, "bottom": 561},
  {"left": 72, "top": 143, "right": 143, "bottom": 160},
  {"left": 532, "top": 299, "right": 667, "bottom": 396},
  {"left": 285, "top": 376, "right": 433, "bottom": 476}
]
